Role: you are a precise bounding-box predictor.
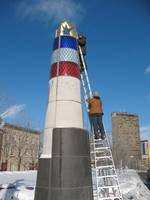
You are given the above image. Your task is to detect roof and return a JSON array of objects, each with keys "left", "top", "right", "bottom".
[
  {"left": 111, "top": 112, "right": 138, "bottom": 117},
  {"left": 0, "top": 123, "right": 41, "bottom": 135},
  {"left": 140, "top": 140, "right": 149, "bottom": 143}
]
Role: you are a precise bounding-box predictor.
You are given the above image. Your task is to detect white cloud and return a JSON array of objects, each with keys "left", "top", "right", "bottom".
[
  {"left": 16, "top": 0, "right": 85, "bottom": 24},
  {"left": 140, "top": 125, "right": 150, "bottom": 140},
  {"left": 0, "top": 104, "right": 25, "bottom": 119},
  {"left": 145, "top": 66, "right": 150, "bottom": 74}
]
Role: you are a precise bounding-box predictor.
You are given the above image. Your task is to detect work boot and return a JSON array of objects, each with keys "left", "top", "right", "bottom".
[
  {"left": 95, "top": 134, "right": 101, "bottom": 140},
  {"left": 94, "top": 135, "right": 98, "bottom": 139},
  {"left": 101, "top": 134, "right": 106, "bottom": 140}
]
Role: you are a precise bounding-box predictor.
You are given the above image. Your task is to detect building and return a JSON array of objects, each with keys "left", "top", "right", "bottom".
[
  {"left": 112, "top": 112, "right": 141, "bottom": 169},
  {"left": 0, "top": 123, "right": 40, "bottom": 171},
  {"left": 140, "top": 140, "right": 150, "bottom": 170}
]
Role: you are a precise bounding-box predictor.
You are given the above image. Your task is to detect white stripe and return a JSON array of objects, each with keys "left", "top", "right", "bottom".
[
  {"left": 40, "top": 154, "right": 52, "bottom": 158},
  {"left": 42, "top": 128, "right": 53, "bottom": 157},
  {"left": 44, "top": 101, "right": 83, "bottom": 129},
  {"left": 56, "top": 101, "right": 83, "bottom": 128},
  {"left": 48, "top": 76, "right": 82, "bottom": 102},
  {"left": 51, "top": 48, "right": 79, "bottom": 65}
]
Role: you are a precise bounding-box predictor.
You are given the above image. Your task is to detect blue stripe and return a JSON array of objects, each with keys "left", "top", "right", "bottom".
[{"left": 53, "top": 36, "right": 78, "bottom": 50}]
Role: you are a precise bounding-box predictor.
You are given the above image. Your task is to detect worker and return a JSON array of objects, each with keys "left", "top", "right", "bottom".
[
  {"left": 78, "top": 33, "right": 86, "bottom": 56},
  {"left": 87, "top": 91, "right": 105, "bottom": 140},
  {"left": 78, "top": 33, "right": 87, "bottom": 72}
]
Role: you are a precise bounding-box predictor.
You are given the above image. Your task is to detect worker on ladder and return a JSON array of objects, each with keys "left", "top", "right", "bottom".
[
  {"left": 78, "top": 33, "right": 87, "bottom": 72},
  {"left": 78, "top": 34, "right": 105, "bottom": 140},
  {"left": 87, "top": 91, "right": 105, "bottom": 140}
]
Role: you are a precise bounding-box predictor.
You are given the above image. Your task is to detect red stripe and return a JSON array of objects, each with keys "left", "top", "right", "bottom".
[
  {"left": 50, "top": 63, "right": 57, "bottom": 78},
  {"left": 50, "top": 61, "right": 80, "bottom": 79}
]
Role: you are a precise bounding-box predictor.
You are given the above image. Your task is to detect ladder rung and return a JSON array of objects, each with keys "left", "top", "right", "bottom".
[
  {"left": 96, "top": 156, "right": 112, "bottom": 159},
  {"left": 96, "top": 165, "right": 114, "bottom": 169},
  {"left": 91, "top": 151, "right": 109, "bottom": 155},
  {"left": 98, "top": 185, "right": 120, "bottom": 189},
  {"left": 97, "top": 175, "right": 117, "bottom": 179},
  {"left": 90, "top": 149, "right": 110, "bottom": 154},
  {"left": 94, "top": 138, "right": 105, "bottom": 141},
  {"left": 97, "top": 196, "right": 122, "bottom": 200},
  {"left": 95, "top": 147, "right": 110, "bottom": 150}
]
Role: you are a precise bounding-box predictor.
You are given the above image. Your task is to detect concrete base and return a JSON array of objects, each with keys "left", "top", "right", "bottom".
[
  {"left": 34, "top": 128, "right": 93, "bottom": 200},
  {"left": 34, "top": 158, "right": 52, "bottom": 199}
]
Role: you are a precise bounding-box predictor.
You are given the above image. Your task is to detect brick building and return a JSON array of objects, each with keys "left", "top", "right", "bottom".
[
  {"left": 0, "top": 123, "right": 40, "bottom": 171},
  {"left": 112, "top": 112, "right": 141, "bottom": 169}
]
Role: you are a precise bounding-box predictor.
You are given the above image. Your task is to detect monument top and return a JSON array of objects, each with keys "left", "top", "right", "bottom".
[{"left": 55, "top": 21, "right": 78, "bottom": 38}]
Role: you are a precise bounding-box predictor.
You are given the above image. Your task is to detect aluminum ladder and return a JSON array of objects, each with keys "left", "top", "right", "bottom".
[
  {"left": 78, "top": 45, "right": 123, "bottom": 200},
  {"left": 90, "top": 137, "right": 123, "bottom": 200}
]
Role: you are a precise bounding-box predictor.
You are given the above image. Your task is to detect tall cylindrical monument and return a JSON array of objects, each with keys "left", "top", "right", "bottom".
[{"left": 34, "top": 21, "right": 93, "bottom": 200}]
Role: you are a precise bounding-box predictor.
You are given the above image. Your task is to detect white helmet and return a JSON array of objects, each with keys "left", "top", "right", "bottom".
[{"left": 93, "top": 91, "right": 99, "bottom": 97}]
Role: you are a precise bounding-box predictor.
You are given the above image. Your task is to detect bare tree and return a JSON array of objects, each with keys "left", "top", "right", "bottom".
[
  {"left": 14, "top": 129, "right": 30, "bottom": 171},
  {"left": 13, "top": 114, "right": 40, "bottom": 171},
  {"left": 0, "top": 88, "right": 14, "bottom": 169},
  {"left": 0, "top": 110, "right": 41, "bottom": 171},
  {"left": 0, "top": 129, "right": 13, "bottom": 163},
  {"left": 0, "top": 89, "right": 40, "bottom": 171},
  {"left": 28, "top": 138, "right": 42, "bottom": 170}
]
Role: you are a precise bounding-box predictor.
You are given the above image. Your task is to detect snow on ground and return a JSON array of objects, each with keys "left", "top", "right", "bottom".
[
  {"left": 0, "top": 171, "right": 36, "bottom": 200},
  {"left": 118, "top": 169, "right": 150, "bottom": 200},
  {"left": 0, "top": 169, "right": 149, "bottom": 200}
]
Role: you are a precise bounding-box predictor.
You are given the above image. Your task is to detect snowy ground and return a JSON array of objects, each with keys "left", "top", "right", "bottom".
[
  {"left": 118, "top": 169, "right": 150, "bottom": 200},
  {"left": 0, "top": 171, "right": 36, "bottom": 200},
  {"left": 0, "top": 169, "right": 149, "bottom": 200}
]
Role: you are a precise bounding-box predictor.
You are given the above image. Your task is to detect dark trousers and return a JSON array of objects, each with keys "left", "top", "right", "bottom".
[{"left": 89, "top": 113, "right": 105, "bottom": 137}]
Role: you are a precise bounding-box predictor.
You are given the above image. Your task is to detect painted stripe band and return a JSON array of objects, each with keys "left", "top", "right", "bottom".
[
  {"left": 51, "top": 48, "right": 79, "bottom": 65},
  {"left": 53, "top": 36, "right": 78, "bottom": 50},
  {"left": 50, "top": 61, "right": 80, "bottom": 79}
]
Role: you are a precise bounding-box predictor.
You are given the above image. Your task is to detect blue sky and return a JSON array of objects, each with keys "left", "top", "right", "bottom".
[{"left": 0, "top": 0, "right": 150, "bottom": 139}]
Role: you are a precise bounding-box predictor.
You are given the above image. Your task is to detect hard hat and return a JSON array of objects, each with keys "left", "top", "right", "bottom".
[
  {"left": 93, "top": 91, "right": 99, "bottom": 97},
  {"left": 78, "top": 33, "right": 84, "bottom": 38}
]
